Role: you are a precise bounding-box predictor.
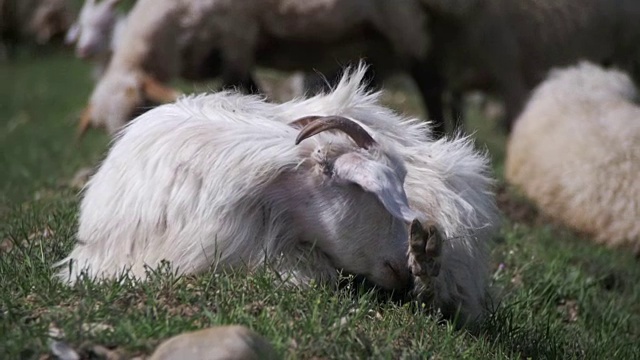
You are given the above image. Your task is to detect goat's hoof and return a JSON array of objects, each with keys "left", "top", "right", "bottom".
[{"left": 408, "top": 219, "right": 443, "bottom": 278}]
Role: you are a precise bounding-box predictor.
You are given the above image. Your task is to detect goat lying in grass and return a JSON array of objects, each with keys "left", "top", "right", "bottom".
[{"left": 57, "top": 66, "right": 499, "bottom": 324}]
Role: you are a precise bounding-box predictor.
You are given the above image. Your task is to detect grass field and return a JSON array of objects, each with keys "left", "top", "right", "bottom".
[{"left": 1, "top": 50, "right": 639, "bottom": 359}]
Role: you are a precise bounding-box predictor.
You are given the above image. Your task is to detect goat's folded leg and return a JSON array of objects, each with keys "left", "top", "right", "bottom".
[{"left": 408, "top": 219, "right": 443, "bottom": 301}]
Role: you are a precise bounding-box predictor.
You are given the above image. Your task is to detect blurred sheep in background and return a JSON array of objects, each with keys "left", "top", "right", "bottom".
[
  {"left": 505, "top": 62, "right": 640, "bottom": 256},
  {"left": 420, "top": 0, "right": 640, "bottom": 135},
  {"left": 75, "top": 0, "right": 431, "bottom": 137}
]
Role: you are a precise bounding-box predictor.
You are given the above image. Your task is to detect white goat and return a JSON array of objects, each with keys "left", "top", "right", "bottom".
[
  {"left": 506, "top": 62, "right": 640, "bottom": 255},
  {"left": 276, "top": 68, "right": 499, "bottom": 322},
  {"left": 65, "top": 0, "right": 130, "bottom": 79},
  {"left": 59, "top": 66, "right": 498, "bottom": 323}
]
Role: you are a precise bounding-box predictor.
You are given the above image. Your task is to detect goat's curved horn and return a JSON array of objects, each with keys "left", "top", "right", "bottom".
[
  {"left": 294, "top": 115, "right": 376, "bottom": 149},
  {"left": 289, "top": 115, "right": 321, "bottom": 129}
]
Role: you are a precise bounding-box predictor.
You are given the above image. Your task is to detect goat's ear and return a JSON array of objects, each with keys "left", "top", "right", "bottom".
[
  {"left": 141, "top": 75, "right": 181, "bottom": 104},
  {"left": 333, "top": 152, "right": 417, "bottom": 222}
]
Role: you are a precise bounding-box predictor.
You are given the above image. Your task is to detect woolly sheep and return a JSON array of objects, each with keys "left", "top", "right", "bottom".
[
  {"left": 505, "top": 62, "right": 640, "bottom": 255},
  {"left": 208, "top": 0, "right": 428, "bottom": 90},
  {"left": 65, "top": 0, "right": 130, "bottom": 79},
  {"left": 419, "top": 0, "right": 640, "bottom": 133},
  {"left": 59, "top": 66, "right": 499, "bottom": 323},
  {"left": 75, "top": 0, "right": 186, "bottom": 136},
  {"left": 77, "top": 0, "right": 430, "bottom": 137}
]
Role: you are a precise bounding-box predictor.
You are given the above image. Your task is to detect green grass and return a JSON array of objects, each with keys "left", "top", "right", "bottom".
[{"left": 1, "top": 51, "right": 639, "bottom": 359}]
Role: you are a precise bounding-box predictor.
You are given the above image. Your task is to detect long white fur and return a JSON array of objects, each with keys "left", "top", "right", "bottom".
[
  {"left": 59, "top": 66, "right": 499, "bottom": 323},
  {"left": 506, "top": 61, "right": 640, "bottom": 254}
]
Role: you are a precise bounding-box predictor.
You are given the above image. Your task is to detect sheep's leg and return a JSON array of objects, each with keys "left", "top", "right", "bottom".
[
  {"left": 449, "top": 90, "right": 465, "bottom": 134},
  {"left": 76, "top": 104, "right": 94, "bottom": 140},
  {"left": 410, "top": 59, "right": 447, "bottom": 138},
  {"left": 408, "top": 219, "right": 443, "bottom": 293},
  {"left": 220, "top": 23, "right": 261, "bottom": 94},
  {"left": 501, "top": 84, "right": 528, "bottom": 132},
  {"left": 221, "top": 69, "right": 261, "bottom": 94},
  {"left": 141, "top": 74, "right": 182, "bottom": 103}
]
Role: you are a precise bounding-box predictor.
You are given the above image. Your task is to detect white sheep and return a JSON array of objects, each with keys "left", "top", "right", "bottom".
[
  {"left": 76, "top": 0, "right": 429, "bottom": 137},
  {"left": 65, "top": 0, "right": 130, "bottom": 79},
  {"left": 420, "top": 0, "right": 640, "bottom": 133},
  {"left": 59, "top": 66, "right": 498, "bottom": 324},
  {"left": 505, "top": 62, "right": 640, "bottom": 255}
]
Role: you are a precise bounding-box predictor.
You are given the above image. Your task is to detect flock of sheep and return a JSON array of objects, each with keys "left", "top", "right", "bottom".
[{"left": 4, "top": 0, "right": 640, "bottom": 326}]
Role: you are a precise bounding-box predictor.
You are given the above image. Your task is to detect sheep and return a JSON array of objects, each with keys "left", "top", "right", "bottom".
[
  {"left": 419, "top": 0, "right": 640, "bottom": 134},
  {"left": 209, "top": 0, "right": 428, "bottom": 90},
  {"left": 0, "top": 0, "right": 74, "bottom": 58},
  {"left": 58, "top": 66, "right": 499, "bottom": 324},
  {"left": 505, "top": 62, "right": 640, "bottom": 255},
  {"left": 64, "top": 0, "right": 130, "bottom": 80},
  {"left": 77, "top": 0, "right": 430, "bottom": 137},
  {"left": 74, "top": 0, "right": 227, "bottom": 136}
]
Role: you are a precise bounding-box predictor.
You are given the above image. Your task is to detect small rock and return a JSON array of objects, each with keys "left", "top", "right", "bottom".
[
  {"left": 0, "top": 238, "right": 13, "bottom": 253},
  {"left": 149, "top": 325, "right": 279, "bottom": 360},
  {"left": 287, "top": 338, "right": 298, "bottom": 351},
  {"left": 81, "top": 322, "right": 114, "bottom": 336}
]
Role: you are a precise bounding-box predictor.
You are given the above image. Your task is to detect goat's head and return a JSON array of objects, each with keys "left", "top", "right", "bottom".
[
  {"left": 68, "top": 0, "right": 121, "bottom": 59},
  {"left": 78, "top": 72, "right": 181, "bottom": 139},
  {"left": 291, "top": 116, "right": 419, "bottom": 291}
]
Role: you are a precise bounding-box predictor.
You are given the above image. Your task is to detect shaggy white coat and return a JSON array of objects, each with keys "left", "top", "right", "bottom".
[
  {"left": 59, "top": 66, "right": 499, "bottom": 323},
  {"left": 506, "top": 62, "right": 640, "bottom": 254}
]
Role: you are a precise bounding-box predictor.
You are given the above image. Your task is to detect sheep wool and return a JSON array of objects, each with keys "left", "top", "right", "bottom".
[{"left": 506, "top": 62, "right": 640, "bottom": 254}]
